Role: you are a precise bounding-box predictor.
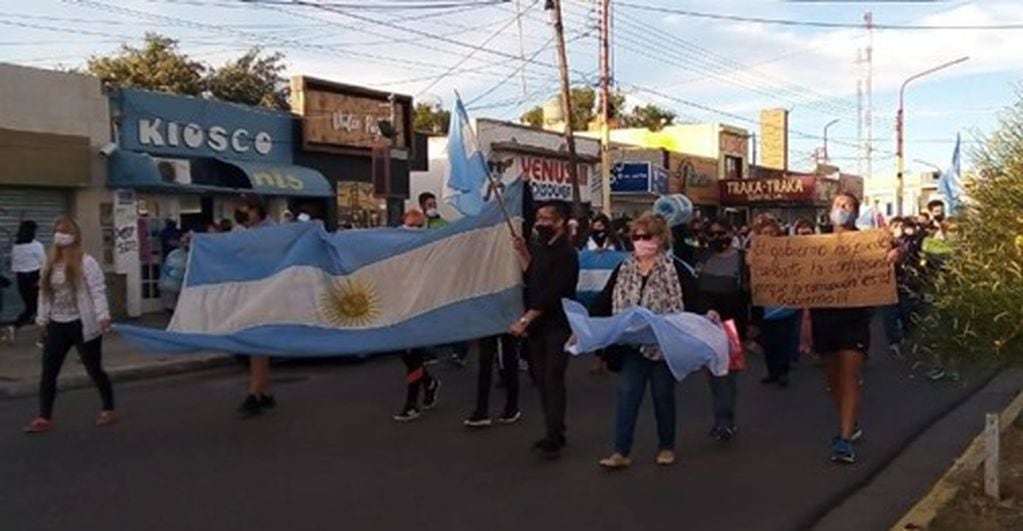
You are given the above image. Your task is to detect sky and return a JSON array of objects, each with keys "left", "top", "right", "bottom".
[{"left": 1, "top": 0, "right": 1020, "bottom": 177}]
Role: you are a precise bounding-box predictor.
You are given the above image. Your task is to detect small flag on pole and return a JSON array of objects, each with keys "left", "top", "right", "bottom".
[
  {"left": 444, "top": 95, "right": 490, "bottom": 217},
  {"left": 938, "top": 133, "right": 963, "bottom": 214}
]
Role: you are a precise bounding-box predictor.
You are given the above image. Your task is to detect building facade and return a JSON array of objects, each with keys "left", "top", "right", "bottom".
[{"left": 0, "top": 63, "right": 111, "bottom": 321}]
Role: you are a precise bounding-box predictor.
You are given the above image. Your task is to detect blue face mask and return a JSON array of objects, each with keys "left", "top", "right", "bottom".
[{"left": 830, "top": 208, "right": 852, "bottom": 227}]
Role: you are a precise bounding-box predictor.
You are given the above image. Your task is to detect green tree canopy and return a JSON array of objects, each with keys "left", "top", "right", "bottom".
[
  {"left": 87, "top": 33, "right": 205, "bottom": 96},
  {"left": 87, "top": 34, "right": 289, "bottom": 111},
  {"left": 915, "top": 89, "right": 1023, "bottom": 365},
  {"left": 623, "top": 104, "right": 677, "bottom": 131},
  {"left": 205, "top": 49, "right": 289, "bottom": 111},
  {"left": 413, "top": 103, "right": 451, "bottom": 135}
]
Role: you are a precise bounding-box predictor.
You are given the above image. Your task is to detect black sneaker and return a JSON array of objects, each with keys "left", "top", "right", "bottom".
[
  {"left": 710, "top": 425, "right": 737, "bottom": 442},
  {"left": 777, "top": 375, "right": 790, "bottom": 388},
  {"left": 463, "top": 412, "right": 492, "bottom": 428},
  {"left": 536, "top": 437, "right": 565, "bottom": 459},
  {"left": 498, "top": 410, "right": 522, "bottom": 425},
  {"left": 237, "top": 394, "right": 263, "bottom": 417},
  {"left": 393, "top": 405, "right": 421, "bottom": 423},
  {"left": 760, "top": 376, "right": 778, "bottom": 385},
  {"left": 422, "top": 378, "right": 441, "bottom": 410},
  {"left": 258, "top": 394, "right": 276, "bottom": 410}
]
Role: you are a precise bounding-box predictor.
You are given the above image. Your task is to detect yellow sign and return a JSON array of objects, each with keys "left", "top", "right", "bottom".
[
  {"left": 749, "top": 230, "right": 896, "bottom": 308},
  {"left": 252, "top": 171, "right": 305, "bottom": 191},
  {"left": 760, "top": 108, "right": 788, "bottom": 171}
]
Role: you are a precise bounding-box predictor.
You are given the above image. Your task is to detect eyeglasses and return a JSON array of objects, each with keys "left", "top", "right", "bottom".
[{"left": 631, "top": 233, "right": 654, "bottom": 241}]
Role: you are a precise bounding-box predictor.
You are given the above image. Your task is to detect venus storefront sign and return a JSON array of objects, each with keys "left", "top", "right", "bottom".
[
  {"left": 720, "top": 176, "right": 819, "bottom": 204},
  {"left": 517, "top": 155, "right": 592, "bottom": 202},
  {"left": 115, "top": 88, "right": 293, "bottom": 163}
]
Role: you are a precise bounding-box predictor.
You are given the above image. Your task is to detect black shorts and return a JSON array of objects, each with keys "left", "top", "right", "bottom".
[{"left": 812, "top": 309, "right": 871, "bottom": 355}]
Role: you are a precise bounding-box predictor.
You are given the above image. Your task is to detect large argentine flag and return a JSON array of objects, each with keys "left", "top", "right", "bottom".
[
  {"left": 563, "top": 300, "right": 730, "bottom": 381},
  {"left": 117, "top": 185, "right": 524, "bottom": 356}
]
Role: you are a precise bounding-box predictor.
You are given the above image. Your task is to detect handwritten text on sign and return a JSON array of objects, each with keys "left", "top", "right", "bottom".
[{"left": 749, "top": 230, "right": 896, "bottom": 308}]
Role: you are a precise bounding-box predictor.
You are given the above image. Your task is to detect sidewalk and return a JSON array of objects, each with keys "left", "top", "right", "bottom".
[{"left": 0, "top": 313, "right": 230, "bottom": 399}]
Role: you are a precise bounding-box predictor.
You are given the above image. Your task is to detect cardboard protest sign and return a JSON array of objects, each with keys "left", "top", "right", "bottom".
[{"left": 749, "top": 230, "right": 897, "bottom": 308}]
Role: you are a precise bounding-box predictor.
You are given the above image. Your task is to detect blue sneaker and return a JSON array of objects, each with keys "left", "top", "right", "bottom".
[{"left": 831, "top": 437, "right": 856, "bottom": 464}]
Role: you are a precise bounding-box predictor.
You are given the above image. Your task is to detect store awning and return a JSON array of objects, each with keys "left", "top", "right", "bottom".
[
  {"left": 217, "top": 158, "right": 332, "bottom": 198},
  {"left": 108, "top": 151, "right": 332, "bottom": 198}
]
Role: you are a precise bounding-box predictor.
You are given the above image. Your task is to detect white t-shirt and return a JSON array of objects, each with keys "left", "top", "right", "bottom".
[
  {"left": 49, "top": 264, "right": 81, "bottom": 323},
  {"left": 12, "top": 241, "right": 46, "bottom": 273}
]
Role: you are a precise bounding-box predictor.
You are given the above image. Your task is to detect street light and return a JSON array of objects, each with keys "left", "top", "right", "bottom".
[
  {"left": 895, "top": 56, "right": 969, "bottom": 216},
  {"left": 822, "top": 118, "right": 840, "bottom": 165}
]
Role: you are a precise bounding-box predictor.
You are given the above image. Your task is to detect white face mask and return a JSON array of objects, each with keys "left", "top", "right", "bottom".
[
  {"left": 425, "top": 208, "right": 439, "bottom": 219},
  {"left": 53, "top": 232, "right": 76, "bottom": 247}
]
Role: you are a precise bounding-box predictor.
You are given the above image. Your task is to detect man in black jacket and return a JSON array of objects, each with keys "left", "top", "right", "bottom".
[{"left": 509, "top": 201, "right": 579, "bottom": 459}]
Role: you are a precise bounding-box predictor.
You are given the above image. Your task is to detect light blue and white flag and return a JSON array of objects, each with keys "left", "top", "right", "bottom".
[
  {"left": 444, "top": 95, "right": 490, "bottom": 217},
  {"left": 117, "top": 185, "right": 524, "bottom": 356},
  {"left": 576, "top": 250, "right": 629, "bottom": 307},
  {"left": 938, "top": 133, "right": 963, "bottom": 214},
  {"left": 562, "top": 299, "right": 730, "bottom": 381}
]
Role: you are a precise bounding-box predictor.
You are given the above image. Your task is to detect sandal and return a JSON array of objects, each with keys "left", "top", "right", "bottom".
[
  {"left": 598, "top": 453, "right": 632, "bottom": 470},
  {"left": 22, "top": 417, "right": 52, "bottom": 434},
  {"left": 95, "top": 411, "right": 118, "bottom": 427},
  {"left": 656, "top": 450, "right": 676, "bottom": 466}
]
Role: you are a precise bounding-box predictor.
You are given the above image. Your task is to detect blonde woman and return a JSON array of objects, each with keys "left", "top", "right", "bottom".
[
  {"left": 590, "top": 213, "right": 698, "bottom": 469},
  {"left": 23, "top": 217, "right": 115, "bottom": 434}
]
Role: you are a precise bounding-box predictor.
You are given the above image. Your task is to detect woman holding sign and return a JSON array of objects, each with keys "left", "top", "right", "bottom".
[{"left": 814, "top": 193, "right": 878, "bottom": 465}]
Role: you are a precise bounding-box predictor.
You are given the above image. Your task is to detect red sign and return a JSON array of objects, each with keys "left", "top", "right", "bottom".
[
  {"left": 517, "top": 156, "right": 591, "bottom": 202},
  {"left": 720, "top": 176, "right": 820, "bottom": 205}
]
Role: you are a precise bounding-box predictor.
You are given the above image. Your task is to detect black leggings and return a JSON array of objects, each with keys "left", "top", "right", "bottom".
[
  {"left": 400, "top": 348, "right": 434, "bottom": 408},
  {"left": 39, "top": 320, "right": 114, "bottom": 419},
  {"left": 15, "top": 271, "right": 40, "bottom": 328},
  {"left": 475, "top": 334, "right": 520, "bottom": 416}
]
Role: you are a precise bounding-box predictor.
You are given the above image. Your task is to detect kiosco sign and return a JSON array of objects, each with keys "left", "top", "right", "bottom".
[
  {"left": 115, "top": 88, "right": 293, "bottom": 163},
  {"left": 517, "top": 155, "right": 592, "bottom": 202}
]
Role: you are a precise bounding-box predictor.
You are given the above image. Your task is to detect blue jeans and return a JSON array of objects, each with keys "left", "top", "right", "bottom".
[{"left": 614, "top": 352, "right": 676, "bottom": 456}]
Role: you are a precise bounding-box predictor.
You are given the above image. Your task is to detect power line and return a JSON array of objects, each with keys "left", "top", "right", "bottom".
[
  {"left": 616, "top": 1, "right": 1023, "bottom": 30},
  {"left": 416, "top": 0, "right": 541, "bottom": 97}
]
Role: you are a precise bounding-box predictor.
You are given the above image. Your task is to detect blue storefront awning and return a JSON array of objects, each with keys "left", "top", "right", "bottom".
[
  {"left": 108, "top": 151, "right": 332, "bottom": 198},
  {"left": 217, "top": 158, "right": 332, "bottom": 198}
]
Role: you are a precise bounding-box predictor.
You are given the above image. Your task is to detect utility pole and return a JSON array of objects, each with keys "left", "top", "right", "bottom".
[
  {"left": 599, "top": 0, "right": 612, "bottom": 215},
  {"left": 865, "top": 11, "right": 874, "bottom": 183},
  {"left": 514, "top": 0, "right": 528, "bottom": 103},
  {"left": 856, "top": 72, "right": 863, "bottom": 178},
  {"left": 547, "top": 0, "right": 582, "bottom": 217}
]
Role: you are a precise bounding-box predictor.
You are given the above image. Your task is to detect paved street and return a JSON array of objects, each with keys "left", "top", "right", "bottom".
[{"left": 0, "top": 320, "right": 1005, "bottom": 531}]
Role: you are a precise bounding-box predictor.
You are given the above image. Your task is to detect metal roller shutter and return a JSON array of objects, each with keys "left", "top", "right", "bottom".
[{"left": 0, "top": 187, "right": 70, "bottom": 322}]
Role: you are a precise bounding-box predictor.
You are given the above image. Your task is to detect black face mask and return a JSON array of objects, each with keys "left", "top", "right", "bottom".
[
  {"left": 535, "top": 225, "right": 556, "bottom": 243},
  {"left": 712, "top": 237, "right": 731, "bottom": 251},
  {"left": 933, "top": 214, "right": 945, "bottom": 223},
  {"left": 234, "top": 209, "right": 248, "bottom": 225},
  {"left": 592, "top": 231, "right": 608, "bottom": 246}
]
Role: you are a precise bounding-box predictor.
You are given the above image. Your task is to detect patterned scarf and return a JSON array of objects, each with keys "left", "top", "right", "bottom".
[{"left": 612, "top": 254, "right": 685, "bottom": 360}]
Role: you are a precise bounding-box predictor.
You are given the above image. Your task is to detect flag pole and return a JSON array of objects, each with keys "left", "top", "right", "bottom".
[{"left": 455, "top": 90, "right": 518, "bottom": 238}]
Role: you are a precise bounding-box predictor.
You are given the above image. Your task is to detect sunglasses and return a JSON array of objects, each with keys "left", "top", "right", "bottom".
[{"left": 631, "top": 233, "right": 654, "bottom": 241}]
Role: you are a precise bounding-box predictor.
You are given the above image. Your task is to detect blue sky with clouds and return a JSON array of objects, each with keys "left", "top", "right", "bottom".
[{"left": 2, "top": 0, "right": 1019, "bottom": 176}]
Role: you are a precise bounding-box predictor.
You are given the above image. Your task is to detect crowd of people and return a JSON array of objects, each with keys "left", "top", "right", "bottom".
[{"left": 4, "top": 187, "right": 957, "bottom": 467}]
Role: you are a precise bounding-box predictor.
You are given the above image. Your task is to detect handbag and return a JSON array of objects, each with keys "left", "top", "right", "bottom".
[{"left": 723, "top": 319, "right": 746, "bottom": 372}]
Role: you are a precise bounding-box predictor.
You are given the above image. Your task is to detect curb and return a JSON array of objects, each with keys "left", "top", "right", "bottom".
[
  {"left": 0, "top": 356, "right": 235, "bottom": 400},
  {"left": 891, "top": 384, "right": 1023, "bottom": 530}
]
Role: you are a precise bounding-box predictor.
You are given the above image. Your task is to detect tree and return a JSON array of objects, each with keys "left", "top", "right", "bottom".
[
  {"left": 205, "top": 49, "right": 290, "bottom": 111},
  {"left": 623, "top": 104, "right": 677, "bottom": 131},
  {"left": 519, "top": 88, "right": 630, "bottom": 130},
  {"left": 913, "top": 89, "right": 1023, "bottom": 366},
  {"left": 87, "top": 33, "right": 205, "bottom": 96},
  {"left": 413, "top": 103, "right": 451, "bottom": 135}
]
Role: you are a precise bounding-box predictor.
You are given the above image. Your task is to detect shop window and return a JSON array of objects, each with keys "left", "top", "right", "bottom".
[{"left": 725, "top": 155, "right": 744, "bottom": 180}]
